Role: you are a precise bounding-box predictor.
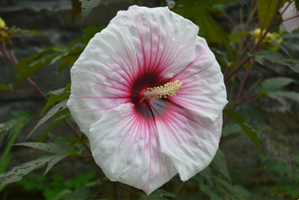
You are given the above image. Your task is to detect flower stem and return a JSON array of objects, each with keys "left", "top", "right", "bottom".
[
  {"left": 173, "top": 181, "right": 186, "bottom": 199},
  {"left": 113, "top": 182, "right": 120, "bottom": 200},
  {"left": 117, "top": 183, "right": 140, "bottom": 196},
  {"left": 235, "top": 58, "right": 255, "bottom": 105}
]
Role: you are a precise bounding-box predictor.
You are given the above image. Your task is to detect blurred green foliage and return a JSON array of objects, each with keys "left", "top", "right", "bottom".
[{"left": 1, "top": 0, "right": 299, "bottom": 199}]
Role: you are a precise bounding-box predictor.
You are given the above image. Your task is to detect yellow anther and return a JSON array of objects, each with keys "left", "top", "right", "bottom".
[{"left": 143, "top": 80, "right": 182, "bottom": 100}]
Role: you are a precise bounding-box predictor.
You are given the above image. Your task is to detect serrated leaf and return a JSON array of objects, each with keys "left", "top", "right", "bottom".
[
  {"left": 38, "top": 110, "right": 71, "bottom": 143},
  {"left": 26, "top": 100, "right": 68, "bottom": 141},
  {"left": 49, "top": 134, "right": 80, "bottom": 153},
  {"left": 0, "top": 84, "right": 12, "bottom": 91},
  {"left": 79, "top": 0, "right": 102, "bottom": 22},
  {"left": 13, "top": 142, "right": 70, "bottom": 155},
  {"left": 13, "top": 135, "right": 81, "bottom": 176},
  {"left": 0, "top": 121, "right": 27, "bottom": 173},
  {"left": 254, "top": 50, "right": 299, "bottom": 73},
  {"left": 59, "top": 46, "right": 82, "bottom": 72},
  {"left": 212, "top": 149, "right": 231, "bottom": 183},
  {"left": 44, "top": 154, "right": 67, "bottom": 175},
  {"left": 0, "top": 155, "right": 66, "bottom": 185},
  {"left": 259, "top": 77, "right": 297, "bottom": 92},
  {"left": 0, "top": 110, "right": 34, "bottom": 146},
  {"left": 15, "top": 134, "right": 81, "bottom": 156},
  {"left": 258, "top": 0, "right": 278, "bottom": 31},
  {"left": 224, "top": 109, "right": 259, "bottom": 151},
  {"left": 16, "top": 47, "right": 65, "bottom": 84}
]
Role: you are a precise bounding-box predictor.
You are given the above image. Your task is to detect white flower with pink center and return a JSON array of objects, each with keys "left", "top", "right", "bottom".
[
  {"left": 67, "top": 5, "right": 227, "bottom": 195},
  {"left": 280, "top": 2, "right": 299, "bottom": 33}
]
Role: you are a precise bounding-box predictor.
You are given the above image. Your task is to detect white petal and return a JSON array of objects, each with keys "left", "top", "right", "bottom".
[
  {"left": 67, "top": 24, "right": 138, "bottom": 133},
  {"left": 110, "top": 5, "right": 199, "bottom": 78},
  {"left": 68, "top": 5, "right": 200, "bottom": 133},
  {"left": 154, "top": 101, "right": 223, "bottom": 181},
  {"left": 88, "top": 104, "right": 177, "bottom": 195},
  {"left": 171, "top": 37, "right": 228, "bottom": 124},
  {"left": 280, "top": 2, "right": 299, "bottom": 33}
]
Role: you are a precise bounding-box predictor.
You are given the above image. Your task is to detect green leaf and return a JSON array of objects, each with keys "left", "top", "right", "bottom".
[
  {"left": 56, "top": 187, "right": 90, "bottom": 200},
  {"left": 49, "top": 134, "right": 81, "bottom": 153},
  {"left": 41, "top": 92, "right": 70, "bottom": 115},
  {"left": 9, "top": 27, "right": 45, "bottom": 36},
  {"left": 15, "top": 134, "right": 81, "bottom": 155},
  {"left": 257, "top": 0, "right": 278, "bottom": 31},
  {"left": 175, "top": 0, "right": 237, "bottom": 7},
  {"left": 172, "top": 5, "right": 234, "bottom": 61},
  {"left": 0, "top": 84, "right": 12, "bottom": 91},
  {"left": 259, "top": 77, "right": 297, "bottom": 92},
  {"left": 268, "top": 91, "right": 299, "bottom": 102},
  {"left": 26, "top": 100, "right": 68, "bottom": 141},
  {"left": 228, "top": 31, "right": 252, "bottom": 45},
  {"left": 59, "top": 46, "right": 82, "bottom": 72},
  {"left": 0, "top": 154, "right": 66, "bottom": 186},
  {"left": 0, "top": 111, "right": 34, "bottom": 186},
  {"left": 146, "top": 189, "right": 176, "bottom": 200},
  {"left": 196, "top": 174, "right": 251, "bottom": 200},
  {"left": 38, "top": 110, "right": 71, "bottom": 143},
  {"left": 224, "top": 109, "right": 259, "bottom": 151},
  {"left": 16, "top": 47, "right": 65, "bottom": 84},
  {"left": 254, "top": 50, "right": 299, "bottom": 73},
  {"left": 212, "top": 149, "right": 231, "bottom": 183},
  {"left": 0, "top": 110, "right": 34, "bottom": 146},
  {"left": 82, "top": 26, "right": 105, "bottom": 44},
  {"left": 195, "top": 9, "right": 234, "bottom": 61},
  {"left": 296, "top": 0, "right": 299, "bottom": 11},
  {"left": 48, "top": 83, "right": 71, "bottom": 96},
  {"left": 216, "top": 179, "right": 251, "bottom": 199},
  {"left": 13, "top": 134, "right": 82, "bottom": 177},
  {"left": 198, "top": 176, "right": 221, "bottom": 200},
  {"left": 199, "top": 167, "right": 215, "bottom": 190},
  {"left": 79, "top": 0, "right": 102, "bottom": 22},
  {"left": 14, "top": 142, "right": 70, "bottom": 155}
]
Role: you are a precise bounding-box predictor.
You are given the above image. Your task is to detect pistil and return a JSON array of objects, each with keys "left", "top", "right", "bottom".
[{"left": 143, "top": 80, "right": 182, "bottom": 100}]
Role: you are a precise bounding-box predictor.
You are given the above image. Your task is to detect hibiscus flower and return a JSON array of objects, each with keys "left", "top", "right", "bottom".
[
  {"left": 280, "top": 1, "right": 299, "bottom": 33},
  {"left": 67, "top": 5, "right": 227, "bottom": 195}
]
